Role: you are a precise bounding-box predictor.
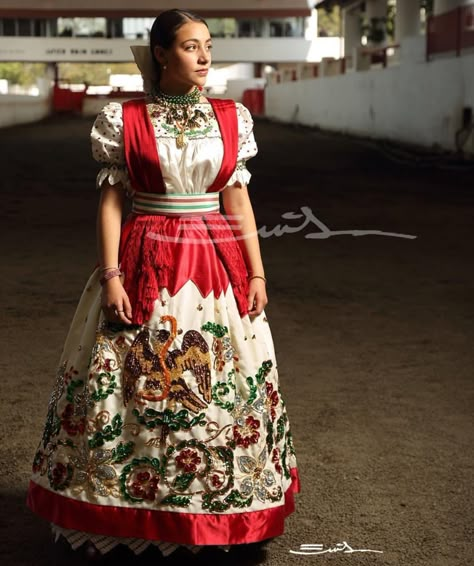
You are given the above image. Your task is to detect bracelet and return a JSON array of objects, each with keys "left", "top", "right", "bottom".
[
  {"left": 100, "top": 265, "right": 119, "bottom": 272},
  {"left": 99, "top": 268, "right": 122, "bottom": 286},
  {"left": 248, "top": 275, "right": 267, "bottom": 284}
]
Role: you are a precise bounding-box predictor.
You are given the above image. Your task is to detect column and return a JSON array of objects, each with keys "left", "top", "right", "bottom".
[
  {"left": 395, "top": 0, "right": 420, "bottom": 41},
  {"left": 261, "top": 18, "right": 271, "bottom": 38},
  {"left": 366, "top": 0, "right": 388, "bottom": 20},
  {"left": 343, "top": 6, "right": 361, "bottom": 58},
  {"left": 305, "top": 7, "right": 318, "bottom": 40}
]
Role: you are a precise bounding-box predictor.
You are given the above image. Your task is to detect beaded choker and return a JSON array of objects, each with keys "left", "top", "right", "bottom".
[
  {"left": 151, "top": 85, "right": 201, "bottom": 106},
  {"left": 150, "top": 86, "right": 207, "bottom": 149}
]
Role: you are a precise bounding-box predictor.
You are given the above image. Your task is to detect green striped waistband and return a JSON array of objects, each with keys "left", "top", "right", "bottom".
[{"left": 132, "top": 191, "right": 220, "bottom": 216}]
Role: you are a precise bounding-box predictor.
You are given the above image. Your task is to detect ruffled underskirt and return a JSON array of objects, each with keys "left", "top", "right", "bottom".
[{"left": 52, "top": 523, "right": 230, "bottom": 557}]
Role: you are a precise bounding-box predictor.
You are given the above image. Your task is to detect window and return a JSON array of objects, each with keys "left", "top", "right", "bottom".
[
  {"left": 18, "top": 19, "right": 33, "bottom": 36},
  {"left": 57, "top": 17, "right": 106, "bottom": 38},
  {"left": 2, "top": 19, "right": 17, "bottom": 36}
]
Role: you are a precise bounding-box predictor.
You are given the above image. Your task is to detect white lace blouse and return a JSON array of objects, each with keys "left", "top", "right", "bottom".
[{"left": 90, "top": 100, "right": 258, "bottom": 197}]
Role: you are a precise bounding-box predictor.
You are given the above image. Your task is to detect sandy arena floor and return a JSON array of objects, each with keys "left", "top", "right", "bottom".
[{"left": 0, "top": 114, "right": 472, "bottom": 566}]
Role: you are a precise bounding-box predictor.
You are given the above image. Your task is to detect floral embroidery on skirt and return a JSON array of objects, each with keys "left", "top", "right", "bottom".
[{"left": 27, "top": 269, "right": 299, "bottom": 548}]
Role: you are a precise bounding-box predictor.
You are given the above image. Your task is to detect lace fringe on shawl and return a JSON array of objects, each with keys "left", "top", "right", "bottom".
[
  {"left": 118, "top": 213, "right": 249, "bottom": 326},
  {"left": 52, "top": 524, "right": 230, "bottom": 557},
  {"left": 119, "top": 216, "right": 175, "bottom": 326},
  {"left": 203, "top": 215, "right": 249, "bottom": 317}
]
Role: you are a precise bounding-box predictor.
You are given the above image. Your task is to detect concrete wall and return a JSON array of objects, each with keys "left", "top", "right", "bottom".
[
  {"left": 226, "top": 78, "right": 266, "bottom": 102},
  {"left": 82, "top": 96, "right": 130, "bottom": 117},
  {"left": 0, "top": 95, "right": 51, "bottom": 128},
  {"left": 265, "top": 40, "right": 474, "bottom": 153}
]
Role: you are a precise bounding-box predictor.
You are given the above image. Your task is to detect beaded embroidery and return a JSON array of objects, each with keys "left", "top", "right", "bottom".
[{"left": 31, "top": 314, "right": 296, "bottom": 512}]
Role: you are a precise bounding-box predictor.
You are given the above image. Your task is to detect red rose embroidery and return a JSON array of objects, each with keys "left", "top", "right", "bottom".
[
  {"left": 129, "top": 468, "right": 160, "bottom": 501},
  {"left": 272, "top": 448, "right": 282, "bottom": 475},
  {"left": 175, "top": 449, "right": 202, "bottom": 473},
  {"left": 50, "top": 462, "right": 72, "bottom": 490},
  {"left": 60, "top": 403, "right": 86, "bottom": 436},
  {"left": 265, "top": 382, "right": 279, "bottom": 421},
  {"left": 63, "top": 365, "right": 79, "bottom": 383},
  {"left": 233, "top": 416, "right": 261, "bottom": 448},
  {"left": 211, "top": 473, "right": 225, "bottom": 488}
]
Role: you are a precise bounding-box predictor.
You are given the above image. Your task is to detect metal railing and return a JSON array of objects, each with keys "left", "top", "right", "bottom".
[{"left": 361, "top": 44, "right": 400, "bottom": 68}]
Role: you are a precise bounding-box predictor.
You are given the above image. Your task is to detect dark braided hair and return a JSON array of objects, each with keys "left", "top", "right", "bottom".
[{"left": 149, "top": 9, "right": 209, "bottom": 84}]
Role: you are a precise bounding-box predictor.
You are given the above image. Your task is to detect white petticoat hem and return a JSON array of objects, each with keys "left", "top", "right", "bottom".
[{"left": 52, "top": 524, "right": 230, "bottom": 557}]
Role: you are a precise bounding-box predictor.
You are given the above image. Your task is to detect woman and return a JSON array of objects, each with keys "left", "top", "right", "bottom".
[{"left": 27, "top": 8, "right": 299, "bottom": 559}]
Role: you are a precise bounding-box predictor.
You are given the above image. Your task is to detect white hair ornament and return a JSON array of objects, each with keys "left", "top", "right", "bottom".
[{"left": 130, "top": 45, "right": 158, "bottom": 94}]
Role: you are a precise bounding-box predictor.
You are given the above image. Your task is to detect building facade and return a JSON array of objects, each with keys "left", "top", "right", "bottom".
[{"left": 0, "top": 1, "right": 344, "bottom": 66}]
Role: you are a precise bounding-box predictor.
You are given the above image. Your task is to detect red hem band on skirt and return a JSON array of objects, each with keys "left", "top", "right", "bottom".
[{"left": 27, "top": 468, "right": 300, "bottom": 546}]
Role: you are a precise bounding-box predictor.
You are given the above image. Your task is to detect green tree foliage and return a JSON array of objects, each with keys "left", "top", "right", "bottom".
[
  {"left": 0, "top": 62, "right": 140, "bottom": 87},
  {"left": 59, "top": 62, "right": 139, "bottom": 85},
  {"left": 0, "top": 63, "right": 46, "bottom": 86},
  {"left": 386, "top": 2, "right": 396, "bottom": 41},
  {"left": 317, "top": 6, "right": 341, "bottom": 37}
]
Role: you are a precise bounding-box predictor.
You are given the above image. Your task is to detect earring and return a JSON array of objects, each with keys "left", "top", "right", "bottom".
[{"left": 162, "top": 62, "right": 168, "bottom": 71}]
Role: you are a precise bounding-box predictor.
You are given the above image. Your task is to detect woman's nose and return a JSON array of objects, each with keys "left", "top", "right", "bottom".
[{"left": 198, "top": 49, "right": 209, "bottom": 63}]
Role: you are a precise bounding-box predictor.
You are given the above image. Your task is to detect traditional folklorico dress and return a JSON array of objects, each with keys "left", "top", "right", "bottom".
[{"left": 27, "top": 96, "right": 300, "bottom": 556}]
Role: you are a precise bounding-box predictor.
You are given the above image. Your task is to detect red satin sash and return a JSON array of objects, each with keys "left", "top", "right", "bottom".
[
  {"left": 207, "top": 98, "right": 238, "bottom": 192},
  {"left": 122, "top": 99, "right": 166, "bottom": 194}
]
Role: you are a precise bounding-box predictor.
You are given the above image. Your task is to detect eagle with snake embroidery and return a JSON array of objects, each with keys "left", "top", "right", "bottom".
[{"left": 122, "top": 315, "right": 212, "bottom": 413}]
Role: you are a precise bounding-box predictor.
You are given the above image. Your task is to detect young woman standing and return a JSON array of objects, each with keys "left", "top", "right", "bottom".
[{"left": 27, "top": 8, "right": 299, "bottom": 559}]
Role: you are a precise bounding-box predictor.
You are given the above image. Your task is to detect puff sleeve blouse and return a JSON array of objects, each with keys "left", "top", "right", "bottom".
[{"left": 90, "top": 100, "right": 258, "bottom": 197}]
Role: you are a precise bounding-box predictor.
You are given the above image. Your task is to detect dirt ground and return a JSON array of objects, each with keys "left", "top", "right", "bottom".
[{"left": 0, "top": 114, "right": 472, "bottom": 566}]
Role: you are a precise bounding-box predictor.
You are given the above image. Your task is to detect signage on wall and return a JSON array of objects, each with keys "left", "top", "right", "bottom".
[
  {"left": 0, "top": 38, "right": 141, "bottom": 62},
  {"left": 45, "top": 48, "right": 114, "bottom": 56}
]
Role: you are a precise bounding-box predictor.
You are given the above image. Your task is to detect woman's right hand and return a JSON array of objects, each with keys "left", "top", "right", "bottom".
[{"left": 101, "top": 277, "right": 133, "bottom": 324}]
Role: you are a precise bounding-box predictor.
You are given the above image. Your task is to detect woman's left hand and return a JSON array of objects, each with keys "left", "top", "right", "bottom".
[{"left": 247, "top": 278, "right": 268, "bottom": 316}]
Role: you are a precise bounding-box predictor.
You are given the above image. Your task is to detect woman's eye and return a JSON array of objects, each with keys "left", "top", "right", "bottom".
[{"left": 184, "top": 44, "right": 212, "bottom": 52}]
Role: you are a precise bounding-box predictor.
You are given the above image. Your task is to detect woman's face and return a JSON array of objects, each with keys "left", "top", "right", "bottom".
[{"left": 155, "top": 21, "right": 212, "bottom": 92}]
